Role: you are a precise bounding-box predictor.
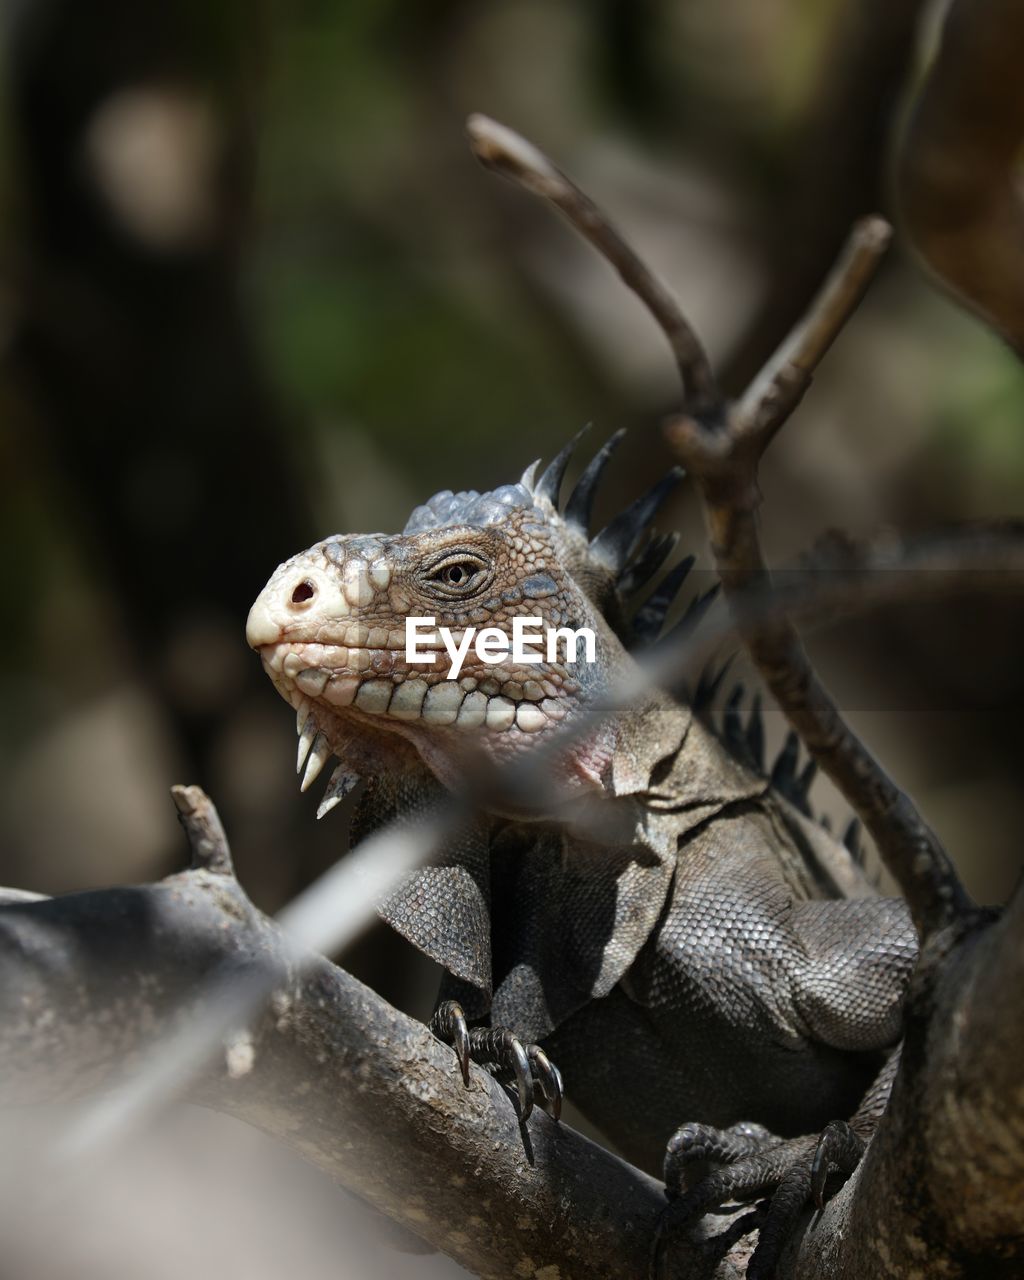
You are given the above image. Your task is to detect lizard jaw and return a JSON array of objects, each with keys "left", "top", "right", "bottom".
[{"left": 256, "top": 638, "right": 614, "bottom": 810}]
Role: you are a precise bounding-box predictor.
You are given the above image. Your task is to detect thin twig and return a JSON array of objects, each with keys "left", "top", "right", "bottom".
[
  {"left": 466, "top": 114, "right": 721, "bottom": 418},
  {"left": 171, "top": 783, "right": 234, "bottom": 875},
  {"left": 737, "top": 216, "right": 892, "bottom": 438}
]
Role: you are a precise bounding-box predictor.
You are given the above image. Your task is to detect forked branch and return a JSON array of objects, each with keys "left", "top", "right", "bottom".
[
  {"left": 667, "top": 221, "right": 972, "bottom": 940},
  {"left": 467, "top": 115, "right": 972, "bottom": 939}
]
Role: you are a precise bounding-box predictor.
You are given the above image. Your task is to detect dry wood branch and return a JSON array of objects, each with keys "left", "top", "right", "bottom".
[
  {"left": 467, "top": 118, "right": 972, "bottom": 941},
  {"left": 172, "top": 782, "right": 234, "bottom": 875},
  {"left": 664, "top": 223, "right": 971, "bottom": 940},
  {"left": 736, "top": 217, "right": 892, "bottom": 440},
  {"left": 466, "top": 114, "right": 720, "bottom": 418},
  {"left": 898, "top": 0, "right": 1024, "bottom": 354},
  {"left": 0, "top": 858, "right": 668, "bottom": 1280},
  {"left": 1, "top": 802, "right": 1020, "bottom": 1276}
]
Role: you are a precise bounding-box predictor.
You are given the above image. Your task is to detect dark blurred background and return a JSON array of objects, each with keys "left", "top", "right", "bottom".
[{"left": 1, "top": 0, "right": 1022, "bottom": 1029}]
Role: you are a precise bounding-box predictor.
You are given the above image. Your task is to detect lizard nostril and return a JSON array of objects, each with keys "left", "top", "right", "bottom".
[{"left": 291, "top": 579, "right": 316, "bottom": 606}]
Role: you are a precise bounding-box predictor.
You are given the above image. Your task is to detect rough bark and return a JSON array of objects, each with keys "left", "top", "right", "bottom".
[
  {"left": 0, "top": 863, "right": 668, "bottom": 1280},
  {"left": 0, "top": 831, "right": 1020, "bottom": 1279}
]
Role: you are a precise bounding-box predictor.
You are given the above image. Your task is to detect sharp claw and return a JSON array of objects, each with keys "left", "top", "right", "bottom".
[
  {"left": 529, "top": 1047, "right": 563, "bottom": 1122},
  {"left": 547, "top": 1059, "right": 564, "bottom": 1123},
  {"left": 430, "top": 1001, "right": 472, "bottom": 1088},
  {"left": 508, "top": 1037, "right": 533, "bottom": 1123},
  {"left": 810, "top": 1120, "right": 862, "bottom": 1211},
  {"left": 452, "top": 1014, "right": 471, "bottom": 1088},
  {"left": 810, "top": 1132, "right": 831, "bottom": 1210}
]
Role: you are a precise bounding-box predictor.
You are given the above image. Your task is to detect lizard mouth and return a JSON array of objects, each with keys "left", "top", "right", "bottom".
[{"left": 259, "top": 638, "right": 570, "bottom": 799}]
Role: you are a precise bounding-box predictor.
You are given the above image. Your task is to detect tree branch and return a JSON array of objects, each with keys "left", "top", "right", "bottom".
[
  {"left": 666, "top": 220, "right": 972, "bottom": 941},
  {"left": 171, "top": 782, "right": 235, "bottom": 875},
  {"left": 735, "top": 217, "right": 892, "bottom": 441},
  {"left": 465, "top": 117, "right": 972, "bottom": 941},
  {"left": 0, "top": 857, "right": 669, "bottom": 1280},
  {"left": 1, "top": 789, "right": 1020, "bottom": 1276}
]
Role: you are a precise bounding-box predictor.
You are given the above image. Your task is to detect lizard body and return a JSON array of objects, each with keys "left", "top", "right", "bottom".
[{"left": 247, "top": 436, "right": 917, "bottom": 1270}]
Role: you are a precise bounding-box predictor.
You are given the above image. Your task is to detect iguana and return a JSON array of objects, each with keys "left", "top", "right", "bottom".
[{"left": 246, "top": 430, "right": 917, "bottom": 1276}]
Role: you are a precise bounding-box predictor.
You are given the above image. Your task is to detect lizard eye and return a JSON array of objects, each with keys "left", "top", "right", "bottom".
[
  {"left": 440, "top": 562, "right": 473, "bottom": 586},
  {"left": 426, "top": 553, "right": 489, "bottom": 596}
]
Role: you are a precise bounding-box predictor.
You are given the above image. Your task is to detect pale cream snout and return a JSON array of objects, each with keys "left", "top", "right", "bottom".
[{"left": 246, "top": 557, "right": 370, "bottom": 650}]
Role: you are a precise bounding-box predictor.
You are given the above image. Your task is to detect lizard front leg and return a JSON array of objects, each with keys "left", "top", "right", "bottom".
[{"left": 430, "top": 1000, "right": 564, "bottom": 1123}]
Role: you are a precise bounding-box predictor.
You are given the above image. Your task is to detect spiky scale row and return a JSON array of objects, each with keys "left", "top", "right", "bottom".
[
  {"left": 548, "top": 430, "right": 837, "bottom": 845},
  {"left": 534, "top": 431, "right": 861, "bottom": 853},
  {"left": 664, "top": 584, "right": 721, "bottom": 651},
  {"left": 618, "top": 531, "right": 680, "bottom": 600},
  {"left": 632, "top": 554, "right": 696, "bottom": 645},
  {"left": 533, "top": 427, "right": 698, "bottom": 645},
  {"left": 563, "top": 427, "right": 627, "bottom": 532},
  {"left": 535, "top": 424, "right": 591, "bottom": 509},
  {"left": 590, "top": 467, "right": 686, "bottom": 572},
  {"left": 694, "top": 656, "right": 734, "bottom": 712},
  {"left": 719, "top": 684, "right": 873, "bottom": 869}
]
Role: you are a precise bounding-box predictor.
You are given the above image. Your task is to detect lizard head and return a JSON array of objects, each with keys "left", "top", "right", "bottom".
[{"left": 246, "top": 430, "right": 686, "bottom": 813}]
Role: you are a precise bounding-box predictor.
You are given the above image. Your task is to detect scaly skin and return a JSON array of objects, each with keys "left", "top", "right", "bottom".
[
  {"left": 245, "top": 502, "right": 631, "bottom": 801},
  {"left": 248, "top": 443, "right": 918, "bottom": 1276}
]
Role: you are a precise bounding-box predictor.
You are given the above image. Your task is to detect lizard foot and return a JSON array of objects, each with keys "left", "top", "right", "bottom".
[
  {"left": 429, "top": 1000, "right": 563, "bottom": 1123},
  {"left": 658, "top": 1120, "right": 867, "bottom": 1279}
]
